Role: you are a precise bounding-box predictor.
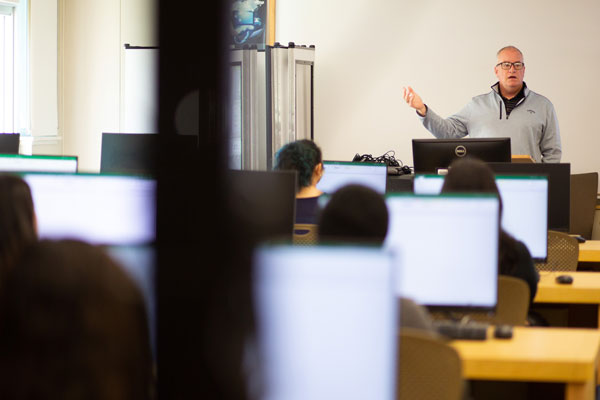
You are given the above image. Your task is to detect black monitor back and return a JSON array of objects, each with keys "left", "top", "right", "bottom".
[
  {"left": 100, "top": 132, "right": 199, "bottom": 175},
  {"left": 487, "top": 162, "right": 570, "bottom": 232},
  {"left": 0, "top": 133, "right": 20, "bottom": 154},
  {"left": 227, "top": 169, "right": 297, "bottom": 245},
  {"left": 412, "top": 138, "right": 511, "bottom": 173}
]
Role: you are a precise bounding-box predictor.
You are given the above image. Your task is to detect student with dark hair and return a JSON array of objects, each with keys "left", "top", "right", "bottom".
[
  {"left": 0, "top": 239, "right": 155, "bottom": 399},
  {"left": 441, "top": 157, "right": 539, "bottom": 303},
  {"left": 0, "top": 174, "right": 37, "bottom": 283},
  {"left": 318, "top": 184, "right": 389, "bottom": 244},
  {"left": 274, "top": 139, "right": 323, "bottom": 224},
  {"left": 318, "top": 184, "right": 436, "bottom": 334}
]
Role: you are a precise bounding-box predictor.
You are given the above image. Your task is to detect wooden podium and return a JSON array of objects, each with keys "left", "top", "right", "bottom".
[{"left": 511, "top": 155, "right": 535, "bottom": 163}]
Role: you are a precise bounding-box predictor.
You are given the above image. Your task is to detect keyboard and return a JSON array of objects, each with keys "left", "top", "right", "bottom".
[{"left": 432, "top": 320, "right": 489, "bottom": 340}]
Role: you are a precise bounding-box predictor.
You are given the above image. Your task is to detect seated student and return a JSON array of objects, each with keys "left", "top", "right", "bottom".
[
  {"left": 318, "top": 184, "right": 435, "bottom": 333},
  {"left": 273, "top": 139, "right": 323, "bottom": 224},
  {"left": 0, "top": 174, "right": 37, "bottom": 285},
  {"left": 0, "top": 239, "right": 155, "bottom": 399},
  {"left": 440, "top": 157, "right": 540, "bottom": 304}
]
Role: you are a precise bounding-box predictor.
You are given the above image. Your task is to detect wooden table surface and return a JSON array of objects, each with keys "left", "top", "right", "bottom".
[
  {"left": 451, "top": 326, "right": 600, "bottom": 400},
  {"left": 578, "top": 240, "right": 600, "bottom": 262}
]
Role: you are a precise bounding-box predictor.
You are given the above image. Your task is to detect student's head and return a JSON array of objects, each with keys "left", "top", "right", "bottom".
[
  {"left": 274, "top": 139, "right": 323, "bottom": 190},
  {"left": 440, "top": 156, "right": 503, "bottom": 213},
  {"left": 0, "top": 239, "right": 154, "bottom": 399},
  {"left": 0, "top": 174, "right": 37, "bottom": 279},
  {"left": 318, "top": 184, "right": 389, "bottom": 245}
]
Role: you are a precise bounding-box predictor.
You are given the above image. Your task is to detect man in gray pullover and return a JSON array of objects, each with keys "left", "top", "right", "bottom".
[{"left": 403, "top": 46, "right": 561, "bottom": 163}]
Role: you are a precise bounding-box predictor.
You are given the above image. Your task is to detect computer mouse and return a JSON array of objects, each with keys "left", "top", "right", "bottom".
[
  {"left": 556, "top": 274, "right": 573, "bottom": 284},
  {"left": 574, "top": 235, "right": 586, "bottom": 243},
  {"left": 493, "top": 324, "right": 513, "bottom": 339}
]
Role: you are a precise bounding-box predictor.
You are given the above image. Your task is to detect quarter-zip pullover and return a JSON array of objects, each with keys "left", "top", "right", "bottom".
[{"left": 418, "top": 82, "right": 562, "bottom": 163}]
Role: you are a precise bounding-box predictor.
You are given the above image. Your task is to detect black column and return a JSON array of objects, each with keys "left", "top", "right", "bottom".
[{"left": 156, "top": 2, "right": 253, "bottom": 398}]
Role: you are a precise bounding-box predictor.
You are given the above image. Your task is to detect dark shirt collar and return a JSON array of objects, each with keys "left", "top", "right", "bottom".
[{"left": 492, "top": 81, "right": 528, "bottom": 101}]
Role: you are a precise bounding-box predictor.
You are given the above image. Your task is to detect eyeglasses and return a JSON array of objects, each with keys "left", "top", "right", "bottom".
[{"left": 496, "top": 62, "right": 525, "bottom": 70}]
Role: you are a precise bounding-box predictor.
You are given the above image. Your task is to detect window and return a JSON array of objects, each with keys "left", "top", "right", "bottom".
[{"left": 0, "top": 0, "right": 28, "bottom": 135}]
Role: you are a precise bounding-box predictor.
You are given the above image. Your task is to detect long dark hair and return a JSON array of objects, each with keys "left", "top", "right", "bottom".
[
  {"left": 274, "top": 139, "right": 322, "bottom": 189},
  {"left": 0, "top": 174, "right": 37, "bottom": 280},
  {"left": 441, "top": 157, "right": 520, "bottom": 275},
  {"left": 0, "top": 239, "right": 154, "bottom": 399}
]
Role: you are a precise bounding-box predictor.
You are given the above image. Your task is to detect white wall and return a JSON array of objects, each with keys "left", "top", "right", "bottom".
[
  {"left": 56, "top": 0, "right": 156, "bottom": 172},
  {"left": 275, "top": 0, "right": 600, "bottom": 179}
]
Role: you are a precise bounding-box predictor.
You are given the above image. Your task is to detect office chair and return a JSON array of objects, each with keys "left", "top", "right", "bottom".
[
  {"left": 460, "top": 275, "right": 530, "bottom": 326},
  {"left": 494, "top": 275, "right": 530, "bottom": 326},
  {"left": 569, "top": 172, "right": 598, "bottom": 240},
  {"left": 293, "top": 224, "right": 318, "bottom": 245},
  {"left": 397, "top": 328, "right": 464, "bottom": 400},
  {"left": 534, "top": 230, "right": 579, "bottom": 272}
]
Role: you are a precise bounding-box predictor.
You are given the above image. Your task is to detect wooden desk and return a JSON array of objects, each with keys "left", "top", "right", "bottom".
[
  {"left": 579, "top": 240, "right": 600, "bottom": 262},
  {"left": 451, "top": 327, "right": 600, "bottom": 400},
  {"left": 535, "top": 271, "right": 600, "bottom": 304},
  {"left": 534, "top": 271, "right": 600, "bottom": 328}
]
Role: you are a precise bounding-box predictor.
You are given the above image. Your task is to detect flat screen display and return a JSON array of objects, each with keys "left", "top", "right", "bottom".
[
  {"left": 0, "top": 154, "right": 78, "bottom": 173},
  {"left": 412, "top": 138, "right": 511, "bottom": 173},
  {"left": 227, "top": 169, "right": 296, "bottom": 244},
  {"left": 495, "top": 176, "right": 548, "bottom": 260},
  {"left": 0, "top": 133, "right": 20, "bottom": 154},
  {"left": 23, "top": 173, "right": 156, "bottom": 246},
  {"left": 253, "top": 244, "right": 398, "bottom": 400},
  {"left": 413, "top": 174, "right": 549, "bottom": 260},
  {"left": 487, "top": 162, "right": 570, "bottom": 232},
  {"left": 105, "top": 245, "right": 156, "bottom": 358},
  {"left": 384, "top": 194, "right": 499, "bottom": 311},
  {"left": 100, "top": 132, "right": 198, "bottom": 175},
  {"left": 317, "top": 161, "right": 387, "bottom": 194}
]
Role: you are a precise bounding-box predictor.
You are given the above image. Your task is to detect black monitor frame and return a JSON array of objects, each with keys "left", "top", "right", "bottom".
[
  {"left": 101, "top": 132, "right": 199, "bottom": 175},
  {"left": 0, "top": 133, "right": 20, "bottom": 154},
  {"left": 412, "top": 138, "right": 511, "bottom": 173},
  {"left": 227, "top": 169, "right": 297, "bottom": 245},
  {"left": 487, "top": 162, "right": 571, "bottom": 232}
]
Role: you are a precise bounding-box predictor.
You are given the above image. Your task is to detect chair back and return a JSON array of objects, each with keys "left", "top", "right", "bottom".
[
  {"left": 293, "top": 223, "right": 318, "bottom": 245},
  {"left": 569, "top": 172, "right": 598, "bottom": 239},
  {"left": 534, "top": 230, "right": 579, "bottom": 272},
  {"left": 454, "top": 275, "right": 530, "bottom": 326},
  {"left": 494, "top": 275, "right": 530, "bottom": 326},
  {"left": 397, "top": 328, "right": 463, "bottom": 400}
]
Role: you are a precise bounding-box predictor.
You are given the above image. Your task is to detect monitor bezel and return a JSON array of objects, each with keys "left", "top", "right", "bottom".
[
  {"left": 487, "top": 162, "right": 570, "bottom": 232},
  {"left": 319, "top": 160, "right": 388, "bottom": 194},
  {"left": 412, "top": 137, "right": 512, "bottom": 174},
  {"left": 0, "top": 154, "right": 79, "bottom": 173},
  {"left": 385, "top": 192, "right": 500, "bottom": 313}
]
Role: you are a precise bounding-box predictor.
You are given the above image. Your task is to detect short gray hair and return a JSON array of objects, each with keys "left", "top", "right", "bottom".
[{"left": 497, "top": 46, "right": 523, "bottom": 59}]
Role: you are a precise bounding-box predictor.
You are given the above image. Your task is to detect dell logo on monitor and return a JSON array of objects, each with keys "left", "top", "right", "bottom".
[{"left": 455, "top": 145, "right": 467, "bottom": 157}]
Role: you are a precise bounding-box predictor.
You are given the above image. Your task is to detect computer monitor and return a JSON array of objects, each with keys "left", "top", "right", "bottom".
[
  {"left": 105, "top": 244, "right": 156, "bottom": 358},
  {"left": 100, "top": 132, "right": 199, "bottom": 175},
  {"left": 0, "top": 154, "right": 78, "bottom": 173},
  {"left": 316, "top": 161, "right": 388, "bottom": 194},
  {"left": 487, "top": 162, "right": 570, "bottom": 232},
  {"left": 495, "top": 176, "right": 548, "bottom": 260},
  {"left": 0, "top": 133, "right": 20, "bottom": 154},
  {"left": 412, "top": 174, "right": 445, "bottom": 195},
  {"left": 227, "top": 169, "right": 296, "bottom": 244},
  {"left": 22, "top": 173, "right": 156, "bottom": 246},
  {"left": 384, "top": 193, "right": 500, "bottom": 311},
  {"left": 412, "top": 138, "right": 511, "bottom": 173},
  {"left": 413, "top": 174, "right": 549, "bottom": 260},
  {"left": 253, "top": 244, "right": 397, "bottom": 400}
]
